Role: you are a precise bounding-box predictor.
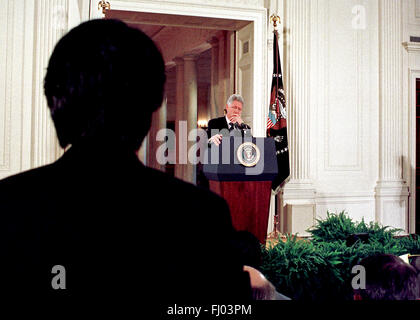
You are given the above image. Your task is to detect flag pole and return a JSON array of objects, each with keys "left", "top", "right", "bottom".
[{"left": 269, "top": 14, "right": 280, "bottom": 240}]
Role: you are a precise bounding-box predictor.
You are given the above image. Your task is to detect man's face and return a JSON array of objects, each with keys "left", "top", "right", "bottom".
[{"left": 226, "top": 100, "right": 243, "bottom": 122}]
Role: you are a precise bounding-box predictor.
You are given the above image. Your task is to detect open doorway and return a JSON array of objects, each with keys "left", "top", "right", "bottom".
[{"left": 103, "top": 9, "right": 254, "bottom": 185}]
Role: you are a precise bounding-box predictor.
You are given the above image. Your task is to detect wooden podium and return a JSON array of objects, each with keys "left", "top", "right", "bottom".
[{"left": 203, "top": 135, "right": 278, "bottom": 243}]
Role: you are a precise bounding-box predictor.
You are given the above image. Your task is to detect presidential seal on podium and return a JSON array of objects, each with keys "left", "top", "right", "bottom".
[{"left": 236, "top": 142, "right": 261, "bottom": 167}]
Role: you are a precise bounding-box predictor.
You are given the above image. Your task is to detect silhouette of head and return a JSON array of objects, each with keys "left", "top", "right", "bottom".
[
  {"left": 44, "top": 19, "right": 166, "bottom": 150},
  {"left": 354, "top": 254, "right": 419, "bottom": 300}
]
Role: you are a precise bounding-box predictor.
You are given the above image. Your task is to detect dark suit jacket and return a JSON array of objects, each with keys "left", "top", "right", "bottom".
[
  {"left": 207, "top": 116, "right": 230, "bottom": 139},
  {"left": 207, "top": 116, "right": 251, "bottom": 139},
  {"left": 0, "top": 139, "right": 251, "bottom": 303}
]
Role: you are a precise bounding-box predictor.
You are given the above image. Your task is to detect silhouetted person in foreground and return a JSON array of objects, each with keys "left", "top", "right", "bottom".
[
  {"left": 353, "top": 254, "right": 419, "bottom": 300},
  {"left": 0, "top": 19, "right": 251, "bottom": 303}
]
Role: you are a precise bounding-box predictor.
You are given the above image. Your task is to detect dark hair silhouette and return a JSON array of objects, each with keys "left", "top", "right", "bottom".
[
  {"left": 355, "top": 254, "right": 419, "bottom": 300},
  {"left": 44, "top": 19, "right": 166, "bottom": 150}
]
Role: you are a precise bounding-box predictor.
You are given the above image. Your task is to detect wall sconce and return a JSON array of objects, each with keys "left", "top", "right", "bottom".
[{"left": 197, "top": 119, "right": 208, "bottom": 128}]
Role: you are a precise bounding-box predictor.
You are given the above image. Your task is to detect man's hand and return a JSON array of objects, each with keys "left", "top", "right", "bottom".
[
  {"left": 209, "top": 134, "right": 223, "bottom": 146},
  {"left": 229, "top": 115, "right": 244, "bottom": 125}
]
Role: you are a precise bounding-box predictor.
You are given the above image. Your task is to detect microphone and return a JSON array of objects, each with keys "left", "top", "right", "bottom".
[
  {"left": 235, "top": 122, "right": 250, "bottom": 130},
  {"left": 230, "top": 122, "right": 250, "bottom": 131},
  {"left": 239, "top": 123, "right": 250, "bottom": 130}
]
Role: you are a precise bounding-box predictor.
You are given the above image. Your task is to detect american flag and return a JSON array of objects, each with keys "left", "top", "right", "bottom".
[
  {"left": 267, "top": 30, "right": 290, "bottom": 191},
  {"left": 267, "top": 30, "right": 284, "bottom": 131},
  {"left": 267, "top": 110, "right": 277, "bottom": 129}
]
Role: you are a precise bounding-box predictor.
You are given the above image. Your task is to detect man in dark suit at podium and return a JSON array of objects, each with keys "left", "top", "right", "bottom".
[
  {"left": 207, "top": 94, "right": 250, "bottom": 146},
  {"left": 0, "top": 19, "right": 251, "bottom": 304}
]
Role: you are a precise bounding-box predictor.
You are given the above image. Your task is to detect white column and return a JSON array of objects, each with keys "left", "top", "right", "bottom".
[
  {"left": 0, "top": 0, "right": 35, "bottom": 179},
  {"left": 183, "top": 54, "right": 198, "bottom": 185},
  {"left": 375, "top": 0, "right": 409, "bottom": 233},
  {"left": 32, "top": 0, "right": 69, "bottom": 168},
  {"left": 147, "top": 98, "right": 167, "bottom": 172},
  {"left": 208, "top": 32, "right": 229, "bottom": 120},
  {"left": 208, "top": 37, "right": 220, "bottom": 120},
  {"left": 278, "top": 0, "right": 315, "bottom": 236},
  {"left": 174, "top": 57, "right": 185, "bottom": 181},
  {"left": 217, "top": 31, "right": 228, "bottom": 116}
]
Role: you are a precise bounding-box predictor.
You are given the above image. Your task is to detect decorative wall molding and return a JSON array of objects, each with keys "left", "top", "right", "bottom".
[
  {"left": 310, "top": 0, "right": 379, "bottom": 201},
  {"left": 114, "top": 0, "right": 265, "bottom": 10},
  {"left": 109, "top": 0, "right": 265, "bottom": 17},
  {"left": 409, "top": 0, "right": 420, "bottom": 25},
  {"left": 403, "top": 41, "right": 420, "bottom": 53},
  {"left": 316, "top": 196, "right": 376, "bottom": 228},
  {"left": 316, "top": 0, "right": 378, "bottom": 177},
  {"left": 325, "top": 19, "right": 363, "bottom": 171}
]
